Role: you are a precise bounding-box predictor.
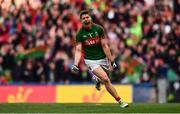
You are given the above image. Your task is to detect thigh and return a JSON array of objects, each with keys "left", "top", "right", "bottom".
[{"left": 92, "top": 66, "right": 109, "bottom": 81}]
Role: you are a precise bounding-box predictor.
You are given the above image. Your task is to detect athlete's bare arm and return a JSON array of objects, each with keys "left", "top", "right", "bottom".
[
  {"left": 74, "top": 42, "right": 82, "bottom": 66},
  {"left": 100, "top": 36, "right": 114, "bottom": 62}
]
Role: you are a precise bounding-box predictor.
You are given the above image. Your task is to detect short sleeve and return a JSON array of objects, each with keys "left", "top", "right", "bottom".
[
  {"left": 98, "top": 25, "right": 105, "bottom": 37},
  {"left": 76, "top": 32, "right": 82, "bottom": 42}
]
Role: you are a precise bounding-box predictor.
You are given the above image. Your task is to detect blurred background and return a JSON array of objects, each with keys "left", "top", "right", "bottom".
[{"left": 0, "top": 0, "right": 179, "bottom": 103}]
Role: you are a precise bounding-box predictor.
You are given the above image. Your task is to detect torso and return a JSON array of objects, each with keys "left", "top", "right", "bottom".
[{"left": 76, "top": 23, "right": 106, "bottom": 60}]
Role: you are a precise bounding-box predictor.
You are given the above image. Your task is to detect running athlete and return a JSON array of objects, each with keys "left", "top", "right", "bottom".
[{"left": 71, "top": 10, "right": 128, "bottom": 108}]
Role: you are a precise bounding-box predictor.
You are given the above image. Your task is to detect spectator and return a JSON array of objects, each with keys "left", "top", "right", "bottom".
[{"left": 0, "top": 0, "right": 179, "bottom": 85}]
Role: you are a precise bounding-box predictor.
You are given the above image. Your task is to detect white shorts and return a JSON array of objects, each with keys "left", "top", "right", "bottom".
[{"left": 84, "top": 58, "right": 109, "bottom": 71}]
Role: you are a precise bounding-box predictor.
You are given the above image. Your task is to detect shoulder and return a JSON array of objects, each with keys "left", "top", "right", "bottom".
[
  {"left": 76, "top": 27, "right": 84, "bottom": 41},
  {"left": 93, "top": 23, "right": 105, "bottom": 35},
  {"left": 93, "top": 23, "right": 104, "bottom": 30},
  {"left": 76, "top": 28, "right": 83, "bottom": 38}
]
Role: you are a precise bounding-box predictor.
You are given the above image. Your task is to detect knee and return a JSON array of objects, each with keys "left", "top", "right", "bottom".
[{"left": 101, "top": 75, "right": 110, "bottom": 84}]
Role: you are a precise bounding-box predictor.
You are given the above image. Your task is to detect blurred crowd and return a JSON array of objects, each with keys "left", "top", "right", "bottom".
[{"left": 0, "top": 0, "right": 179, "bottom": 85}]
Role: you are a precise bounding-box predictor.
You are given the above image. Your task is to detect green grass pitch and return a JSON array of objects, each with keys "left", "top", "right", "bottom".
[{"left": 0, "top": 103, "right": 180, "bottom": 113}]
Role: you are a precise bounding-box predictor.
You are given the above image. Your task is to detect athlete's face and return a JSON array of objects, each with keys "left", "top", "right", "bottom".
[{"left": 81, "top": 14, "right": 92, "bottom": 26}]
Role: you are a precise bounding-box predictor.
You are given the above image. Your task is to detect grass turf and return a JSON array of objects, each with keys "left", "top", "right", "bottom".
[{"left": 0, "top": 103, "right": 180, "bottom": 113}]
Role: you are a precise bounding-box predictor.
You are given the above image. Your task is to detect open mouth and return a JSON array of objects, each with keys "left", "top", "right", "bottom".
[{"left": 84, "top": 21, "right": 90, "bottom": 25}]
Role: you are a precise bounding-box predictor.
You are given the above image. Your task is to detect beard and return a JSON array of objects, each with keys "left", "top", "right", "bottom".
[{"left": 84, "top": 21, "right": 91, "bottom": 25}]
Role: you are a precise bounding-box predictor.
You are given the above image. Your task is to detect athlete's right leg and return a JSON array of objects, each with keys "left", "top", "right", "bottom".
[{"left": 92, "top": 66, "right": 128, "bottom": 108}]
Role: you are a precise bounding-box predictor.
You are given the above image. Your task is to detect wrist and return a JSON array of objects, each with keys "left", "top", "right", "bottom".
[
  {"left": 110, "top": 57, "right": 115, "bottom": 63},
  {"left": 74, "top": 63, "right": 78, "bottom": 66},
  {"left": 110, "top": 59, "right": 115, "bottom": 63},
  {"left": 74, "top": 64, "right": 78, "bottom": 67},
  {"left": 111, "top": 61, "right": 114, "bottom": 65}
]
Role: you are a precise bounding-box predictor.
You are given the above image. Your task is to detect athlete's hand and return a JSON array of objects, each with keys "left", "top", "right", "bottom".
[
  {"left": 111, "top": 61, "right": 118, "bottom": 70},
  {"left": 71, "top": 65, "right": 79, "bottom": 73}
]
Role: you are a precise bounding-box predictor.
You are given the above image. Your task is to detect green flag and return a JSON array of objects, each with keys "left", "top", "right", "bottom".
[{"left": 15, "top": 46, "right": 47, "bottom": 60}]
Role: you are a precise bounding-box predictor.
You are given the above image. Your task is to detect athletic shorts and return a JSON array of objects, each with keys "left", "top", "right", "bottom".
[{"left": 84, "top": 58, "right": 109, "bottom": 71}]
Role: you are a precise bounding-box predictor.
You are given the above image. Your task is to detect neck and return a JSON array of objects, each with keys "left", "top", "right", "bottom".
[{"left": 84, "top": 22, "right": 93, "bottom": 30}]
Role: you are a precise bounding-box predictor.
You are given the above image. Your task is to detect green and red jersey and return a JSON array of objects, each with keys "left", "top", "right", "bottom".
[{"left": 76, "top": 23, "right": 106, "bottom": 60}]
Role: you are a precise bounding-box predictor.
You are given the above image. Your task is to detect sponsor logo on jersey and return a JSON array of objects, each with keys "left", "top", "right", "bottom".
[{"left": 83, "top": 38, "right": 100, "bottom": 46}]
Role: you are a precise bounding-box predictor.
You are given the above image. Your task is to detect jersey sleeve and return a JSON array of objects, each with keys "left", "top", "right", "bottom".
[
  {"left": 76, "top": 32, "right": 82, "bottom": 42},
  {"left": 98, "top": 25, "right": 105, "bottom": 37}
]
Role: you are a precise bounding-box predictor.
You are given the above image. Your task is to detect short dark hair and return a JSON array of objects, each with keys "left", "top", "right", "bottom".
[{"left": 79, "top": 10, "right": 90, "bottom": 19}]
